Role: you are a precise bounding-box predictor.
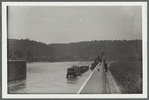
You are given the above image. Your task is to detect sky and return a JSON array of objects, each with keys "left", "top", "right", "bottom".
[{"left": 8, "top": 6, "right": 142, "bottom": 44}]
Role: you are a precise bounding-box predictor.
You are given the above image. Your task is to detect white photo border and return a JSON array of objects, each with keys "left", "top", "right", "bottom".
[{"left": 2, "top": 2, "right": 148, "bottom": 99}]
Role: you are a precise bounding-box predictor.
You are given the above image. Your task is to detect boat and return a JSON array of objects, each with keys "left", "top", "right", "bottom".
[
  {"left": 79, "top": 66, "right": 89, "bottom": 73},
  {"left": 66, "top": 65, "right": 89, "bottom": 78}
]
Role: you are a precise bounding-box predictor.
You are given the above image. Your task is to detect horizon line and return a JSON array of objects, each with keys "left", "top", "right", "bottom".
[{"left": 8, "top": 38, "right": 142, "bottom": 45}]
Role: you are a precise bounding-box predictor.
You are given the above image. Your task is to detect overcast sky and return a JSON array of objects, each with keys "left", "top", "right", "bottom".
[{"left": 8, "top": 6, "right": 142, "bottom": 44}]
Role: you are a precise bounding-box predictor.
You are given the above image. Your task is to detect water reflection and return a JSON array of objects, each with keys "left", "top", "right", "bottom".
[
  {"left": 8, "top": 78, "right": 26, "bottom": 93},
  {"left": 67, "top": 77, "right": 79, "bottom": 84},
  {"left": 78, "top": 74, "right": 83, "bottom": 77}
]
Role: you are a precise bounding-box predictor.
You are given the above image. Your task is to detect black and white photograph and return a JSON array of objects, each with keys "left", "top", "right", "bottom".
[{"left": 2, "top": 2, "right": 147, "bottom": 98}]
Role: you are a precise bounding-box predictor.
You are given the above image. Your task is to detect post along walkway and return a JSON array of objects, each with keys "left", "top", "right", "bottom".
[{"left": 77, "top": 62, "right": 121, "bottom": 94}]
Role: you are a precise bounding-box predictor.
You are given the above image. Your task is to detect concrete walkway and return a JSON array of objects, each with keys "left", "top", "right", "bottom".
[{"left": 78, "top": 62, "right": 121, "bottom": 94}]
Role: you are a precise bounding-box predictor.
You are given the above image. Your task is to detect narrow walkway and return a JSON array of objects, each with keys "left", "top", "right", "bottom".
[
  {"left": 78, "top": 62, "right": 121, "bottom": 94},
  {"left": 79, "top": 62, "right": 104, "bottom": 94}
]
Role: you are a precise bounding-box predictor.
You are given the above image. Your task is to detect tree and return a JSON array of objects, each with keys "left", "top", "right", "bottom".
[
  {"left": 14, "top": 50, "right": 23, "bottom": 58},
  {"left": 26, "top": 50, "right": 33, "bottom": 62}
]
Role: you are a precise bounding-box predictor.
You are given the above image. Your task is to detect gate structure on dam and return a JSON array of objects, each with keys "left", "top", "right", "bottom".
[{"left": 8, "top": 60, "right": 26, "bottom": 81}]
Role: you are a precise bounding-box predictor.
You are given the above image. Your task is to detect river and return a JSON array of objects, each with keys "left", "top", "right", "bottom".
[
  {"left": 8, "top": 61, "right": 93, "bottom": 94},
  {"left": 8, "top": 61, "right": 115, "bottom": 94}
]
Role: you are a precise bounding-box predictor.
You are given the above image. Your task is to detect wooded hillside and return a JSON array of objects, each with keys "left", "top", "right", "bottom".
[{"left": 8, "top": 39, "right": 142, "bottom": 62}]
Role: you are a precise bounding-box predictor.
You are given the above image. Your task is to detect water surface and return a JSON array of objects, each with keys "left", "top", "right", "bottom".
[{"left": 8, "top": 61, "right": 93, "bottom": 94}]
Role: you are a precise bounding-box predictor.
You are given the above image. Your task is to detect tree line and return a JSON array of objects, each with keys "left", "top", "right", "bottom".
[{"left": 8, "top": 39, "right": 142, "bottom": 62}]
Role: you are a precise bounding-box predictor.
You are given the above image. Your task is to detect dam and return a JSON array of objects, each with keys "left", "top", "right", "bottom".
[
  {"left": 78, "top": 60, "right": 121, "bottom": 94},
  {"left": 8, "top": 60, "right": 26, "bottom": 82}
]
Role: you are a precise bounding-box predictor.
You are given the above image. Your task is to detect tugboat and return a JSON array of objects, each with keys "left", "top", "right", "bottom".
[
  {"left": 66, "top": 65, "right": 89, "bottom": 78},
  {"left": 66, "top": 65, "right": 80, "bottom": 78}
]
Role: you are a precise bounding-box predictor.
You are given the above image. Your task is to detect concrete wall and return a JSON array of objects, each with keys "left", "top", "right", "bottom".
[{"left": 8, "top": 60, "right": 26, "bottom": 81}]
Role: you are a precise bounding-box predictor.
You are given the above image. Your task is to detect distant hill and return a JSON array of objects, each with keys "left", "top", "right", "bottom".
[
  {"left": 8, "top": 39, "right": 55, "bottom": 62},
  {"left": 8, "top": 39, "right": 142, "bottom": 62},
  {"left": 49, "top": 40, "right": 142, "bottom": 61}
]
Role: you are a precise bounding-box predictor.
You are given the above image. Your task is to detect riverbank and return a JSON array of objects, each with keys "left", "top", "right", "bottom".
[{"left": 109, "top": 59, "right": 142, "bottom": 94}]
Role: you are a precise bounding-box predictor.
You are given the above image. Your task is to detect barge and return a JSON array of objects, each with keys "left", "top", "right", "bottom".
[{"left": 66, "top": 65, "right": 89, "bottom": 78}]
